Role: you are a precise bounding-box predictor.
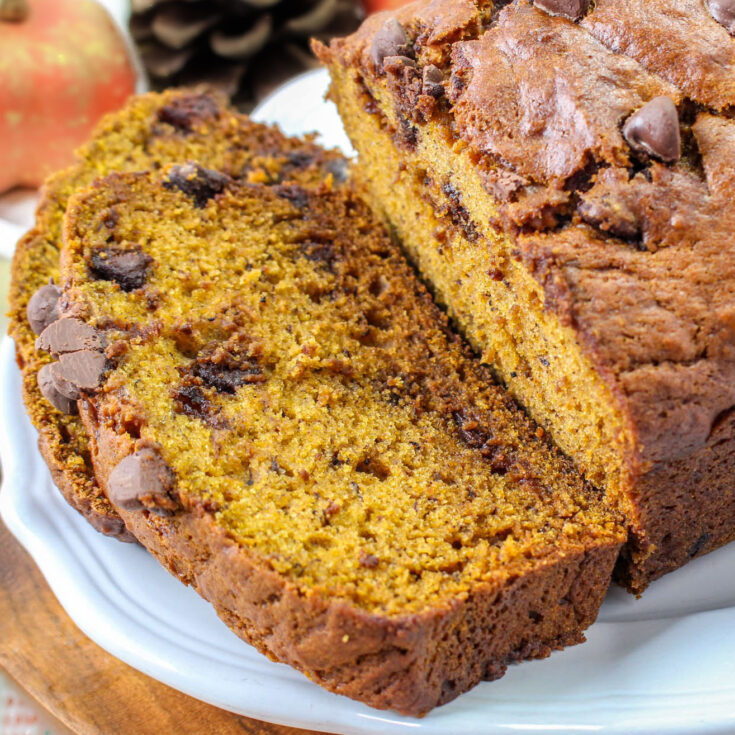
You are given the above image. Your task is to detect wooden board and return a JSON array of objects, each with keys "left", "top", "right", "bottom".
[{"left": 0, "top": 520, "right": 324, "bottom": 735}]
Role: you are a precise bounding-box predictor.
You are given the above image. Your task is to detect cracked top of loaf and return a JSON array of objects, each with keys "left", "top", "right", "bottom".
[{"left": 320, "top": 0, "right": 735, "bottom": 466}]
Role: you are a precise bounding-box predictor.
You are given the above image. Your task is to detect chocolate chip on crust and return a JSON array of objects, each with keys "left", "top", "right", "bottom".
[
  {"left": 156, "top": 94, "right": 220, "bottom": 132},
  {"left": 36, "top": 318, "right": 105, "bottom": 356},
  {"left": 533, "top": 0, "right": 591, "bottom": 20},
  {"left": 37, "top": 362, "right": 78, "bottom": 414},
  {"left": 422, "top": 65, "right": 445, "bottom": 99},
  {"left": 370, "top": 18, "right": 414, "bottom": 71},
  {"left": 90, "top": 248, "right": 153, "bottom": 292},
  {"left": 623, "top": 97, "right": 681, "bottom": 163},
  {"left": 54, "top": 350, "right": 107, "bottom": 392},
  {"left": 27, "top": 283, "right": 62, "bottom": 335},
  {"left": 164, "top": 163, "right": 231, "bottom": 208},
  {"left": 107, "top": 448, "right": 178, "bottom": 514},
  {"left": 707, "top": 0, "right": 735, "bottom": 35}
]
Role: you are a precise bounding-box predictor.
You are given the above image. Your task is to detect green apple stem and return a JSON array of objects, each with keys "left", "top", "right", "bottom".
[{"left": 0, "top": 0, "right": 29, "bottom": 22}]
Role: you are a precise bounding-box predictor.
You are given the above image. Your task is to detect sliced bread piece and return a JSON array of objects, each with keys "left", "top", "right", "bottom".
[
  {"left": 8, "top": 88, "right": 346, "bottom": 539},
  {"left": 49, "top": 166, "right": 623, "bottom": 714}
]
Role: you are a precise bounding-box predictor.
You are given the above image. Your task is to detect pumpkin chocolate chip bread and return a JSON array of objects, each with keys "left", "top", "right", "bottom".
[
  {"left": 317, "top": 0, "right": 735, "bottom": 592},
  {"left": 8, "top": 87, "right": 346, "bottom": 540},
  {"left": 51, "top": 167, "right": 623, "bottom": 714}
]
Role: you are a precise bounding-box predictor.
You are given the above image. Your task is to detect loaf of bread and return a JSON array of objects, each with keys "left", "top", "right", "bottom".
[
  {"left": 8, "top": 88, "right": 346, "bottom": 540},
  {"left": 40, "top": 165, "right": 624, "bottom": 714},
  {"left": 317, "top": 0, "right": 735, "bottom": 592}
]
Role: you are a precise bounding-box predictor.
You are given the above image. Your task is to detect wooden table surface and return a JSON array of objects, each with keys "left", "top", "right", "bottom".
[{"left": 0, "top": 520, "right": 325, "bottom": 735}]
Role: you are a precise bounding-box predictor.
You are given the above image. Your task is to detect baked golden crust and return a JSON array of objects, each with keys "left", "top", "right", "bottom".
[
  {"left": 58, "top": 170, "right": 623, "bottom": 714},
  {"left": 8, "top": 88, "right": 345, "bottom": 540},
  {"left": 318, "top": 0, "right": 735, "bottom": 591}
]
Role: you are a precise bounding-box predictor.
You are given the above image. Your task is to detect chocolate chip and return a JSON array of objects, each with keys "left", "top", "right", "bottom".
[
  {"left": 54, "top": 350, "right": 107, "bottom": 392},
  {"left": 359, "top": 550, "right": 379, "bottom": 568},
  {"left": 422, "top": 65, "right": 444, "bottom": 98},
  {"left": 164, "top": 163, "right": 231, "bottom": 208},
  {"left": 37, "top": 363, "right": 77, "bottom": 414},
  {"left": 90, "top": 248, "right": 153, "bottom": 292},
  {"left": 27, "top": 283, "right": 62, "bottom": 335},
  {"left": 384, "top": 55, "right": 417, "bottom": 71},
  {"left": 48, "top": 362, "right": 80, "bottom": 401},
  {"left": 157, "top": 94, "right": 219, "bottom": 132},
  {"left": 193, "top": 360, "right": 264, "bottom": 393},
  {"left": 173, "top": 384, "right": 212, "bottom": 421},
  {"left": 273, "top": 184, "right": 309, "bottom": 209},
  {"left": 688, "top": 532, "right": 711, "bottom": 558},
  {"left": 325, "top": 158, "right": 349, "bottom": 184},
  {"left": 578, "top": 193, "right": 641, "bottom": 240},
  {"left": 36, "top": 318, "right": 105, "bottom": 356},
  {"left": 287, "top": 150, "right": 318, "bottom": 169},
  {"left": 107, "top": 448, "right": 177, "bottom": 513},
  {"left": 707, "top": 0, "right": 735, "bottom": 34},
  {"left": 623, "top": 97, "right": 681, "bottom": 163},
  {"left": 533, "top": 0, "right": 590, "bottom": 20},
  {"left": 300, "top": 239, "right": 337, "bottom": 270},
  {"left": 370, "top": 18, "right": 414, "bottom": 71}
]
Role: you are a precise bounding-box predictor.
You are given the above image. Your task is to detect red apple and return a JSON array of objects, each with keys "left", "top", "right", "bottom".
[
  {"left": 0, "top": 0, "right": 136, "bottom": 193},
  {"left": 362, "top": 0, "right": 413, "bottom": 12}
]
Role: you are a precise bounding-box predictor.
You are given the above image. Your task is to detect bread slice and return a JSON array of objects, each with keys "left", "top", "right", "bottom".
[
  {"left": 316, "top": 0, "right": 735, "bottom": 592},
  {"left": 8, "top": 88, "right": 346, "bottom": 540},
  {"left": 50, "top": 167, "right": 623, "bottom": 714}
]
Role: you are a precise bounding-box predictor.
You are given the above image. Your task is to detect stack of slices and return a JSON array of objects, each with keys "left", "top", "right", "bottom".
[{"left": 8, "top": 88, "right": 627, "bottom": 714}]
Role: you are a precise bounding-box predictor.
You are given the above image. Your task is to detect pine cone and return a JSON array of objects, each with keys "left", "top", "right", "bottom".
[{"left": 130, "top": 0, "right": 361, "bottom": 109}]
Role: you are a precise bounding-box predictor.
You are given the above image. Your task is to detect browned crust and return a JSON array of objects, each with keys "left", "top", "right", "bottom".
[
  {"left": 11, "top": 188, "right": 136, "bottom": 542},
  {"left": 83, "top": 402, "right": 620, "bottom": 716},
  {"left": 616, "top": 409, "right": 735, "bottom": 590}
]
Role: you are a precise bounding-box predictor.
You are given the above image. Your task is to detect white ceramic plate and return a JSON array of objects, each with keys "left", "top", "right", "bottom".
[{"left": 2, "top": 69, "right": 735, "bottom": 735}]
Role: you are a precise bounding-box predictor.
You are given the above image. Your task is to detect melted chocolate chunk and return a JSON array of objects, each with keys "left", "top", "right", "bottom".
[
  {"left": 325, "top": 158, "right": 349, "bottom": 184},
  {"left": 90, "top": 248, "right": 153, "bottom": 292},
  {"left": 370, "top": 18, "right": 414, "bottom": 71},
  {"left": 173, "top": 384, "right": 211, "bottom": 421},
  {"left": 422, "top": 65, "right": 445, "bottom": 99},
  {"left": 623, "top": 97, "right": 681, "bottom": 163},
  {"left": 286, "top": 150, "right": 318, "bottom": 169},
  {"left": 707, "top": 0, "right": 735, "bottom": 35},
  {"left": 27, "top": 283, "right": 61, "bottom": 335},
  {"left": 193, "top": 360, "right": 264, "bottom": 393},
  {"left": 359, "top": 551, "right": 380, "bottom": 568},
  {"left": 273, "top": 184, "right": 309, "bottom": 209},
  {"left": 156, "top": 94, "right": 219, "bottom": 132},
  {"left": 107, "top": 448, "right": 178, "bottom": 513},
  {"left": 533, "top": 0, "right": 591, "bottom": 20},
  {"left": 36, "top": 318, "right": 105, "bottom": 356},
  {"left": 37, "top": 362, "right": 77, "bottom": 414},
  {"left": 451, "top": 410, "right": 513, "bottom": 474},
  {"left": 384, "top": 55, "right": 418, "bottom": 72},
  {"left": 688, "top": 532, "right": 711, "bottom": 558},
  {"left": 442, "top": 183, "right": 479, "bottom": 241},
  {"left": 300, "top": 239, "right": 337, "bottom": 270},
  {"left": 452, "top": 410, "right": 487, "bottom": 449},
  {"left": 577, "top": 191, "right": 640, "bottom": 240},
  {"left": 164, "top": 163, "right": 231, "bottom": 208}
]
